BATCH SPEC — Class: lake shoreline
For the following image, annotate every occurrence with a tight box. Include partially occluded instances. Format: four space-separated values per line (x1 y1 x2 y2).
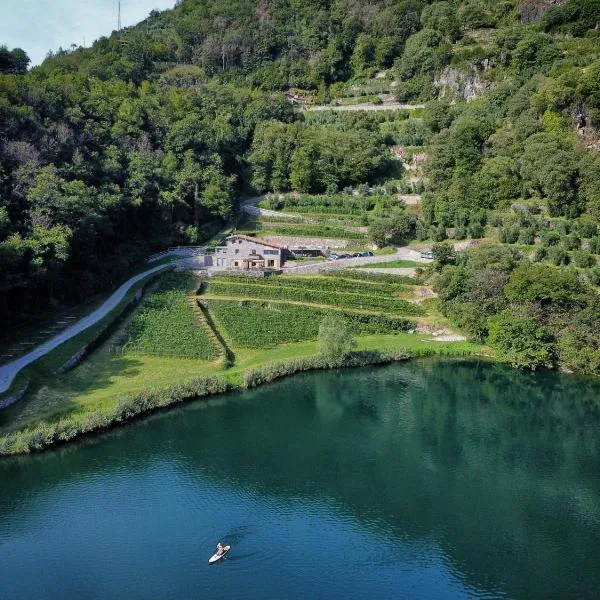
0 347 483 457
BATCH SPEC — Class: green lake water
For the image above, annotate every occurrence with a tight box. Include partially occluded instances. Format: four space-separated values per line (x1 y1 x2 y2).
0 359 599 599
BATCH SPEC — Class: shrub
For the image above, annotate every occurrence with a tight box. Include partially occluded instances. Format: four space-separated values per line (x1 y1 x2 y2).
574 218 598 238
541 230 561 246
500 226 519 244
546 246 569 266
563 233 581 251
518 228 536 245
533 247 547 262
318 314 356 362
433 225 448 241
488 313 555 370
589 237 600 254
468 222 485 239
572 249 595 268
588 266 600 286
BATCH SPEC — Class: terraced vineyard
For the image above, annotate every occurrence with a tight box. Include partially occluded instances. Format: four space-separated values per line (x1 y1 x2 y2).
208 300 415 348
204 278 423 315
120 274 216 360
201 272 426 349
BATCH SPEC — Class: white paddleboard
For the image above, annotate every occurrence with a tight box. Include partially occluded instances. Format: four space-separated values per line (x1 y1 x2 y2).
208 545 230 564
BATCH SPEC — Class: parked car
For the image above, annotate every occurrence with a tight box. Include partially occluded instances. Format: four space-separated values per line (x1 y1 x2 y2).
337 253 350 259
328 253 339 260
360 251 373 257
420 251 434 259
352 252 361 257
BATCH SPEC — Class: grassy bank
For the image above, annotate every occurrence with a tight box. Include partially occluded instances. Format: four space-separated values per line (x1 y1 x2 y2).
0 271 485 456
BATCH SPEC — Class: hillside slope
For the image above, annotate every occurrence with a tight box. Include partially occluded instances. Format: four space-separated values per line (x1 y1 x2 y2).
1 0 600 372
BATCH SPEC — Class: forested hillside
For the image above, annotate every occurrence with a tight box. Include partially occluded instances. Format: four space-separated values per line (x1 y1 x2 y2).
1 0 600 370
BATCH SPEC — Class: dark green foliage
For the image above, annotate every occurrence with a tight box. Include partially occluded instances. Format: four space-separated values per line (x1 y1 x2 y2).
434 243 600 373
589 237 600 255
488 313 555 370
541 230 561 246
572 249 595 269
587 267 600 286
369 211 417 246
500 226 520 244
518 228 535 245
546 246 569 266
562 233 581 251
0 46 30 74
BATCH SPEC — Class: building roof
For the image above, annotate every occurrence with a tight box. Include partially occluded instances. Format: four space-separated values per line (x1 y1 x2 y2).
226 234 284 250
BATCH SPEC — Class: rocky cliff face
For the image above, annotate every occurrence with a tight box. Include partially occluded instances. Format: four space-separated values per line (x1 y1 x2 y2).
434 66 491 101
519 0 565 24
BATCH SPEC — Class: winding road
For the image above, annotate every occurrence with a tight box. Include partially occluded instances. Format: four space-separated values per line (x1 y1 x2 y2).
0 262 174 396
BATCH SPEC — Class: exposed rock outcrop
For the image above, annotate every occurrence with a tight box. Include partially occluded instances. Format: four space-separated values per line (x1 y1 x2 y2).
435 66 491 101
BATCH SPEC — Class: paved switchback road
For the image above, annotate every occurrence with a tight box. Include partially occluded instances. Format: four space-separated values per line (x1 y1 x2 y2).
0 262 173 395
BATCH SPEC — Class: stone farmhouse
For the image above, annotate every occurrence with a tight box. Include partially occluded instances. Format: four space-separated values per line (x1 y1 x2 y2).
214 235 285 270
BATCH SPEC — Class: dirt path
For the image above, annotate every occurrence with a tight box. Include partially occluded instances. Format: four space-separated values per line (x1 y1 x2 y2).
0 262 174 395
304 102 425 112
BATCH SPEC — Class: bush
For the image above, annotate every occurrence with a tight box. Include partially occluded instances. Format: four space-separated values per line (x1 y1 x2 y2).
589 237 600 254
488 313 555 370
518 228 536 245
433 225 448 241
588 266 600 286
546 246 569 266
533 247 547 262
563 233 581 251
468 222 485 239
541 230 561 246
318 314 356 362
572 249 595 268
500 226 519 244
574 218 598 238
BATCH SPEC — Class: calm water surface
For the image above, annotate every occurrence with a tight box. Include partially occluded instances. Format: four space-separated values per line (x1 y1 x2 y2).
1 359 599 599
